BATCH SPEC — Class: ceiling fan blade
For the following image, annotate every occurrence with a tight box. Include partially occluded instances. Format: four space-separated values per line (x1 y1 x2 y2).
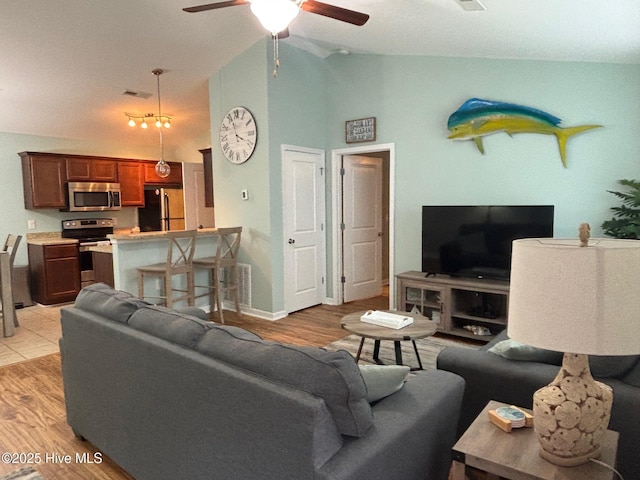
300 0 369 26
277 28 290 39
183 0 249 13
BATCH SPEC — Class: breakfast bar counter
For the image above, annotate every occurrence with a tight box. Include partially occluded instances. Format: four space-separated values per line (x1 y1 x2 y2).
108 228 225 307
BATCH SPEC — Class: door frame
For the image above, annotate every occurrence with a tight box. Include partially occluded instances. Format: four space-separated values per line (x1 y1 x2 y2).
330 143 395 308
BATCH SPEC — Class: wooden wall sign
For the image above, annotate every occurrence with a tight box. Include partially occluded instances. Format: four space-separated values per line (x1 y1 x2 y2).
345 117 376 143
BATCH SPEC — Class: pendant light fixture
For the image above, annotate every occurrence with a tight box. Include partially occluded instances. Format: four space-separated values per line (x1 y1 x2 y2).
124 69 172 178
153 68 170 178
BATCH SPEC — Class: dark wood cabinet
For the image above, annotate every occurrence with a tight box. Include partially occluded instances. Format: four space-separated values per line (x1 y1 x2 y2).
67 157 118 182
143 161 183 185
20 152 183 209
118 161 145 206
28 242 80 305
200 148 214 208
20 152 68 209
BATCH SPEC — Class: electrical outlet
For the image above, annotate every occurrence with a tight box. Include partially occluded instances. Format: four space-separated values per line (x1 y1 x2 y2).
241 189 249 201
27 219 36 229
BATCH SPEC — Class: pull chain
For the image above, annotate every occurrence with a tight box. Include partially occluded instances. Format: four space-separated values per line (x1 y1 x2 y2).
272 34 280 77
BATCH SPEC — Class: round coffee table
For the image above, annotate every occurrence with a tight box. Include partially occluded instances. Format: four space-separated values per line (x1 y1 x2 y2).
341 310 437 370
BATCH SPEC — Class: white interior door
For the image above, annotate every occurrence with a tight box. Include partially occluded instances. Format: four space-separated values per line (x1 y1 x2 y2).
282 147 326 313
342 155 382 302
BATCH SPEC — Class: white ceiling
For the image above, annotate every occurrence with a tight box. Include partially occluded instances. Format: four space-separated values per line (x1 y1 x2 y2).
0 0 638 153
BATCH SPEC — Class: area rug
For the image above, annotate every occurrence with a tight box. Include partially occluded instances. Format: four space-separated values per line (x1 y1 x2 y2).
0 467 43 480
325 334 477 370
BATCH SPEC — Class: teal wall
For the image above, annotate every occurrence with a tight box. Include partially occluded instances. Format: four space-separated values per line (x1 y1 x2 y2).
324 55 640 274
211 41 640 315
210 41 326 314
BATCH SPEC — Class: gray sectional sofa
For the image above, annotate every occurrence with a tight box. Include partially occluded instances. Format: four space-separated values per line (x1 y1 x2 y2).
437 330 640 480
60 284 466 480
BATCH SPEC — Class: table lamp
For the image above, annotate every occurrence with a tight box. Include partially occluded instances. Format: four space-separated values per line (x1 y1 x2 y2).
507 232 640 466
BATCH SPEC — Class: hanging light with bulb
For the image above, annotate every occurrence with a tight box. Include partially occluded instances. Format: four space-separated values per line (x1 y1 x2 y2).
124 69 172 178
152 69 171 178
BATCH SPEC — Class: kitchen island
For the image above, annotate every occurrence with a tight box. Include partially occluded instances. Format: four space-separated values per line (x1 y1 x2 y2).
108 228 221 309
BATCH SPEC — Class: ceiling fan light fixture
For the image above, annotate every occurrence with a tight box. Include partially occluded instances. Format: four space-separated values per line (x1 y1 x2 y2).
250 0 299 35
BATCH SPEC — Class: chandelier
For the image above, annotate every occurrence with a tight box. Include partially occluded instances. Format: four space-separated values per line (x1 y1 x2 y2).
126 112 171 129
124 69 172 178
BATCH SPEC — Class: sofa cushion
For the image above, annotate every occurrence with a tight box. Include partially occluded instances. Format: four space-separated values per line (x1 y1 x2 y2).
128 305 211 348
74 283 150 324
622 359 640 387
487 339 563 365
358 364 410 402
195 331 373 437
589 355 640 379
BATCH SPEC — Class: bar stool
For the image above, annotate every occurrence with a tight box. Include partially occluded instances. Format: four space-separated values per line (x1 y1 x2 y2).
137 230 197 308
1 234 22 328
193 227 242 324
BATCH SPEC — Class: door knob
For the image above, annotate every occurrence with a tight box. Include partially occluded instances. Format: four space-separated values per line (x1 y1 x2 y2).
288 238 295 244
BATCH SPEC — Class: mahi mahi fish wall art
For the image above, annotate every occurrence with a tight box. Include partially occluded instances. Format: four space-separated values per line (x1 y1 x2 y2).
447 98 602 167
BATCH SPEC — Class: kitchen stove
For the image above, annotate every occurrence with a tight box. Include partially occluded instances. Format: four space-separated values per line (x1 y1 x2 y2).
62 218 114 244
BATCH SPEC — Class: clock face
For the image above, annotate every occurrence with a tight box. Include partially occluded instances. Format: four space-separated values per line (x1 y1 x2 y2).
219 107 257 164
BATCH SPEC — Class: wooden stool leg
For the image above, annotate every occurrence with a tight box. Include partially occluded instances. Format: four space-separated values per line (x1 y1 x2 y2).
138 272 145 300
187 271 195 306
165 274 172 309
214 267 224 324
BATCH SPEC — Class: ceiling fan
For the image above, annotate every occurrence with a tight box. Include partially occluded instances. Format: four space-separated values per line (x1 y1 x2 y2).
183 0 370 36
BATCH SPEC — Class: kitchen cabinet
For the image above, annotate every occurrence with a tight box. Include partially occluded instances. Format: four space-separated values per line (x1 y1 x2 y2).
200 148 214 207
118 161 145 206
67 157 118 182
28 242 80 305
20 152 68 209
20 152 183 210
144 161 183 185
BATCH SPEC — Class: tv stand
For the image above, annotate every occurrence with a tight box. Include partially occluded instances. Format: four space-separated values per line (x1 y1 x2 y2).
396 271 510 342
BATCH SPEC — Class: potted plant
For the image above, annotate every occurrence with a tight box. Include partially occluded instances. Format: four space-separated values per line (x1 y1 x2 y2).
602 179 640 239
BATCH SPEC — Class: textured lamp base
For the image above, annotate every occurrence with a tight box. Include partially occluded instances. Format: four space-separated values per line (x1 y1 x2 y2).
533 353 613 467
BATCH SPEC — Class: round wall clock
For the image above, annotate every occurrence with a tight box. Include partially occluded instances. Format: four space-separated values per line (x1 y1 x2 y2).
219 106 257 164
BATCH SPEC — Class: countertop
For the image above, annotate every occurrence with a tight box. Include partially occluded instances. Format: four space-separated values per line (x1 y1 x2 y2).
26 233 78 246
87 244 113 254
109 228 219 241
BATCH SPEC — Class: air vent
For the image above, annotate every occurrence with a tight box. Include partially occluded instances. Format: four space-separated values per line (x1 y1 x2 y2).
221 263 252 308
455 0 486 11
122 90 153 99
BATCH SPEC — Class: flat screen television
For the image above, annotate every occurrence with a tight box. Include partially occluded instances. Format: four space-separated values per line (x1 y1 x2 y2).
422 205 554 280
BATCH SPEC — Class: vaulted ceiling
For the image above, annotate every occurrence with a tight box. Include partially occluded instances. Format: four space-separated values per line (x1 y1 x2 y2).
0 0 638 153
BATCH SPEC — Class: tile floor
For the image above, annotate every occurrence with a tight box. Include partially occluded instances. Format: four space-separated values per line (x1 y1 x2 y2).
0 303 65 367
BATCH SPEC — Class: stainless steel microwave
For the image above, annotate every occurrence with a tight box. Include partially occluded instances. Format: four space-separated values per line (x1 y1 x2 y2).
67 182 121 211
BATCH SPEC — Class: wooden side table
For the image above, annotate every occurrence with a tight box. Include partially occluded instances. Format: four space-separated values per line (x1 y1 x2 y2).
341 310 436 369
451 400 619 480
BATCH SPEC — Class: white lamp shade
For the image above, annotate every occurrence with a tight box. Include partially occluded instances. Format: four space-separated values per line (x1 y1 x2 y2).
250 0 299 34
508 238 640 355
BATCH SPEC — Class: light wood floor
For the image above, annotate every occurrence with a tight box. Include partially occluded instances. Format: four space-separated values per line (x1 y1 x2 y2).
0 294 391 479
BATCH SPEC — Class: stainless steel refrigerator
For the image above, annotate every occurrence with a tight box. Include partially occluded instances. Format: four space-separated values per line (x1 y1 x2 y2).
138 187 186 232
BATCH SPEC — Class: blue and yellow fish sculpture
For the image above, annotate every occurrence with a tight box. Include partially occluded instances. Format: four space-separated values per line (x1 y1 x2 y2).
447 98 601 167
